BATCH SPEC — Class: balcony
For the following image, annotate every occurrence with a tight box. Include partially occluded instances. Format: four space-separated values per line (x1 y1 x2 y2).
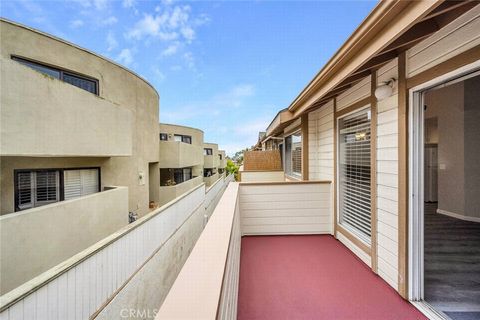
159 175 203 206
204 154 217 168
204 172 219 187
0 186 128 295
157 182 426 319
159 141 204 168
0 58 133 157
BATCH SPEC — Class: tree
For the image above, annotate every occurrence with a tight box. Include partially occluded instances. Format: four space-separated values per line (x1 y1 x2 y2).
225 159 240 181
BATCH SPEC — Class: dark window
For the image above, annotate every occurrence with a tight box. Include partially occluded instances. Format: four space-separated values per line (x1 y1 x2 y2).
12 56 98 95
14 168 100 212
160 167 193 186
160 133 168 141
204 148 213 155
174 134 192 144
204 168 214 177
219 154 222 160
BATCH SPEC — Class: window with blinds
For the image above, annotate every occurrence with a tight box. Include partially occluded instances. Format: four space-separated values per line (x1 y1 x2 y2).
64 169 100 200
338 107 372 242
285 131 302 177
15 170 60 211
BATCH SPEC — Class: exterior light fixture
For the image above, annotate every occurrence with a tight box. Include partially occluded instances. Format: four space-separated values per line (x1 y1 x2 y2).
375 78 396 101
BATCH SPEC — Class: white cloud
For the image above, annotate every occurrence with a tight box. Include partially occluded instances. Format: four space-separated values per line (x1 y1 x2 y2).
183 52 195 69
122 0 135 8
106 32 118 52
116 48 134 66
103 16 118 26
153 67 166 82
161 42 180 56
93 0 108 10
70 19 84 28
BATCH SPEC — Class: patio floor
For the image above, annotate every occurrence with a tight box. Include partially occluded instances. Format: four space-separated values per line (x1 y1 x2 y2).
238 235 427 320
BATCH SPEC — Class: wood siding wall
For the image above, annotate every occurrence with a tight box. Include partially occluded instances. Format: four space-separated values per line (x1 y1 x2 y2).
308 100 334 181
407 6 480 78
336 75 371 111
239 183 332 235
376 58 400 290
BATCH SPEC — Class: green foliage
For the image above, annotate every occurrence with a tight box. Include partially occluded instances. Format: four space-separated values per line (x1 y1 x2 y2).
226 159 240 181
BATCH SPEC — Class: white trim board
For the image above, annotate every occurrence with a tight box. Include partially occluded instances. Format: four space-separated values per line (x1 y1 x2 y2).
436 209 480 223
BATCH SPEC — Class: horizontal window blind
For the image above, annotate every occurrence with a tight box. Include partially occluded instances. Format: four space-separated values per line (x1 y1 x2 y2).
338 108 372 241
17 172 33 210
34 171 59 204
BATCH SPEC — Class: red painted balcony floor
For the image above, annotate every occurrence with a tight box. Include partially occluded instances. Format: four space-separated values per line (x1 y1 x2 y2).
238 235 427 320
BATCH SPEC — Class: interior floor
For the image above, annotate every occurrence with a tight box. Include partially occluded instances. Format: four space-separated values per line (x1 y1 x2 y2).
424 203 480 320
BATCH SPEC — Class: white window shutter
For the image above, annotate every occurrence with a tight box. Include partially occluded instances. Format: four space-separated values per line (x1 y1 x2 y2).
64 169 99 200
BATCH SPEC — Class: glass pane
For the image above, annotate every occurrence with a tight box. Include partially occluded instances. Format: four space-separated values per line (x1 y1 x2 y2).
174 135 182 142
14 58 60 78
62 73 97 94
338 108 371 241
291 132 302 175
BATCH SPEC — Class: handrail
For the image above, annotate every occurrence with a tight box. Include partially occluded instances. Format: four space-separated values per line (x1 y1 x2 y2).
156 183 240 319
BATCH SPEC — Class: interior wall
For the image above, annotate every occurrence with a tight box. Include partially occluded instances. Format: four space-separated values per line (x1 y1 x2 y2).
425 82 465 217
464 76 480 218
424 78 480 220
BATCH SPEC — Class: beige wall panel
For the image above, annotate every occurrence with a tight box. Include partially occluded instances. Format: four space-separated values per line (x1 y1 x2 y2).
239 183 332 235
336 75 371 111
308 100 334 181
407 6 480 77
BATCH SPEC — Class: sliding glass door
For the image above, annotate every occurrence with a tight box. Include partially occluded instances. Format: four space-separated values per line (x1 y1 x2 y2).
337 107 372 243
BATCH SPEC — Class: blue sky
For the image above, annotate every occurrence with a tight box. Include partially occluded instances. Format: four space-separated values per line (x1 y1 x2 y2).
2 0 376 155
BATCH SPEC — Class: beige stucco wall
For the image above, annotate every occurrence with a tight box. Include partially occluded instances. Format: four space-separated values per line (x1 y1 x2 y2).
204 143 219 169
0 20 160 217
204 173 220 187
0 186 128 295
159 176 204 206
219 150 226 168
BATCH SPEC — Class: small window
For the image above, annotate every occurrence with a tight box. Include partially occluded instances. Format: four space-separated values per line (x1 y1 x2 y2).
219 154 223 160
15 170 60 211
204 168 214 177
160 133 168 141
285 131 302 177
204 148 213 155
12 56 98 95
174 134 192 144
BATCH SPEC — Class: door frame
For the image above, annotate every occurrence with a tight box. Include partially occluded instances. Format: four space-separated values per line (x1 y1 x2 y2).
407 60 480 312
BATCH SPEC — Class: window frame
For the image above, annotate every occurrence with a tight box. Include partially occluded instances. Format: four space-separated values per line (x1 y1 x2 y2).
11 56 99 95
160 133 168 141
174 134 192 144
204 148 213 156
14 167 101 212
284 129 302 179
336 105 372 245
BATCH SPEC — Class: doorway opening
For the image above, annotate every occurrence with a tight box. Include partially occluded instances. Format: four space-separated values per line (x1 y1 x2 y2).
409 66 480 320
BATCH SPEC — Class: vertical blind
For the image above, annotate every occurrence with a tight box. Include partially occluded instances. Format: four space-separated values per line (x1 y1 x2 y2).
338 108 372 241
64 169 99 200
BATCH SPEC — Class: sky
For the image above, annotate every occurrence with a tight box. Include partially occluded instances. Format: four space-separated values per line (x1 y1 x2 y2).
1 0 376 155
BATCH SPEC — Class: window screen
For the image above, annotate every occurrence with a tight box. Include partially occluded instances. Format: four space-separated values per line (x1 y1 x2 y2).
338 108 372 241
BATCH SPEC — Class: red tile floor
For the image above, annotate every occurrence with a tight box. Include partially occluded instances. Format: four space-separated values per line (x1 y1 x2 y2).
238 235 427 320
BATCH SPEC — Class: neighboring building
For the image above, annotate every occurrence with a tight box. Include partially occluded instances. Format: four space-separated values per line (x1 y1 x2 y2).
203 142 220 187
0 19 160 294
158 123 205 206
218 150 226 174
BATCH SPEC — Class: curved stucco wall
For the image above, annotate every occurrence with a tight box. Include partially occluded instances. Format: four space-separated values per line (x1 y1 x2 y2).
159 123 204 147
0 19 160 217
